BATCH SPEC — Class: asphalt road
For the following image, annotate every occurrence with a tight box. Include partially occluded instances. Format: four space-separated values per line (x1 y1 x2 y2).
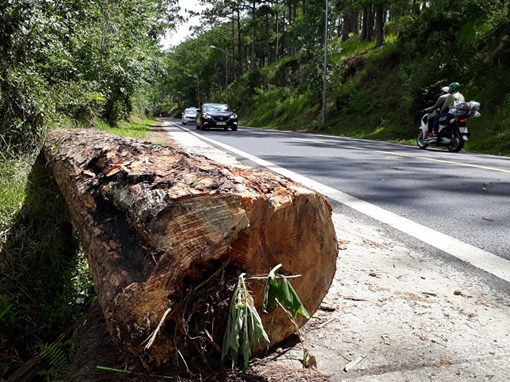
165 119 510 284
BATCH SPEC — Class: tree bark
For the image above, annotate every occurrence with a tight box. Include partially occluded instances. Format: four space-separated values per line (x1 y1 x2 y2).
251 0 257 70
375 4 385 48
361 5 374 42
42 129 338 368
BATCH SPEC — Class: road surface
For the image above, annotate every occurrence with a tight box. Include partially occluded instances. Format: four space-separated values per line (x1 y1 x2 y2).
160 119 510 381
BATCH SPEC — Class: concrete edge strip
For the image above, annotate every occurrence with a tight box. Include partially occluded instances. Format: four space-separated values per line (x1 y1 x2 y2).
162 122 510 283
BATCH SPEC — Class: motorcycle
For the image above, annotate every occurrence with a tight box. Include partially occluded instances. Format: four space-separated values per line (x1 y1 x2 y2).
416 111 471 152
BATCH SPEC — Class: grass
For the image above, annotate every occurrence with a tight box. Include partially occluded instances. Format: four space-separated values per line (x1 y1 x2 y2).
0 155 32 246
331 35 375 59
0 151 89 379
0 116 160 380
97 116 156 139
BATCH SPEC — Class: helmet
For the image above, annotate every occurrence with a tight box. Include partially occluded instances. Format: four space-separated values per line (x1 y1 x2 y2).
441 86 450 94
449 82 461 91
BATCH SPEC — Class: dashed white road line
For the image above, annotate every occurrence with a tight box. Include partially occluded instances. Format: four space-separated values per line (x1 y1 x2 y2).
163 121 510 284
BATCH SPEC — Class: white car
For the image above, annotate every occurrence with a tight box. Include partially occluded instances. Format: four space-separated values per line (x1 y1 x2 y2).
181 107 198 125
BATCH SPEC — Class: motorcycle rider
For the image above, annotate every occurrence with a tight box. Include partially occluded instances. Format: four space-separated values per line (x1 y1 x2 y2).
423 86 450 137
432 82 465 137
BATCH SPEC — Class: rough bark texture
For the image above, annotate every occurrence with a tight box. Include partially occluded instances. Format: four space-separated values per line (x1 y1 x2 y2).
42 128 338 367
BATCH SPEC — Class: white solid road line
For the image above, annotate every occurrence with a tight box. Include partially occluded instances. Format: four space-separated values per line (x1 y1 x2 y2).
165 122 510 284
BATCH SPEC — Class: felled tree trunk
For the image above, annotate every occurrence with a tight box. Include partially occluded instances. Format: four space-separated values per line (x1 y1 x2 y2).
43 129 338 367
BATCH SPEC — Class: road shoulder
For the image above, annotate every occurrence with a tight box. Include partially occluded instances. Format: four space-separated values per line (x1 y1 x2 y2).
157 120 510 382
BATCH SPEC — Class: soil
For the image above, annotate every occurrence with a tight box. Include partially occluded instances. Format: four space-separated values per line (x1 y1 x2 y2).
70 122 510 382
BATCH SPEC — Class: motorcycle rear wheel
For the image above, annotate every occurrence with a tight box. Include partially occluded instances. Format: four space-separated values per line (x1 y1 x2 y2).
416 130 429 149
447 131 464 152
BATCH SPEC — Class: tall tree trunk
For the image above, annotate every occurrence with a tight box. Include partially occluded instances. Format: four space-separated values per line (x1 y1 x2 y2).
286 2 293 56
361 7 368 41
237 8 242 75
375 4 385 47
265 11 270 65
42 129 339 368
275 5 280 59
351 11 359 36
231 17 236 79
361 4 374 42
283 8 288 56
341 12 358 41
251 0 257 70
412 0 420 14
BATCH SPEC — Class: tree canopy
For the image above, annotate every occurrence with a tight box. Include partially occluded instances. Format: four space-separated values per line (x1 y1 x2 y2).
157 0 510 156
0 0 179 155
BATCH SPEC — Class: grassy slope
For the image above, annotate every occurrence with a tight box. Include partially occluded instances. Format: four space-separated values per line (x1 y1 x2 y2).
238 14 510 156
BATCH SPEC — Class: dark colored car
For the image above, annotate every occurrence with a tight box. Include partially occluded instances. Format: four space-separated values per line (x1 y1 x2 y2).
196 103 238 131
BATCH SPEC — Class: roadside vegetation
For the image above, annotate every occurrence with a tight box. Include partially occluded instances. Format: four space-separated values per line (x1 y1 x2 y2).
1 0 510 379
159 0 510 156
0 118 155 380
0 0 176 377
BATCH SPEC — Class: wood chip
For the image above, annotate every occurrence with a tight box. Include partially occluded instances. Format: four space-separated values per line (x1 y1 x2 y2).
344 296 367 301
317 317 337 329
343 355 365 372
319 302 337 311
338 239 350 250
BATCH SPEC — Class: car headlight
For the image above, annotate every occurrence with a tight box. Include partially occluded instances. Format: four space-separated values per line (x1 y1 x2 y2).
203 113 212 120
230 114 238 120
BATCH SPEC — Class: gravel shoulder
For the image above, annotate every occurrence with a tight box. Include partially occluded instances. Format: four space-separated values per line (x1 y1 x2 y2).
150 121 510 382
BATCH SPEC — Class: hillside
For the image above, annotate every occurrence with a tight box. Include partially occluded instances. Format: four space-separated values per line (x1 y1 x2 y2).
229 9 510 156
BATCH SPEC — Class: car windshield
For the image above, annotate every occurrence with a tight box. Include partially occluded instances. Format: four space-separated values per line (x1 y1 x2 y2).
185 108 197 114
203 104 232 113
